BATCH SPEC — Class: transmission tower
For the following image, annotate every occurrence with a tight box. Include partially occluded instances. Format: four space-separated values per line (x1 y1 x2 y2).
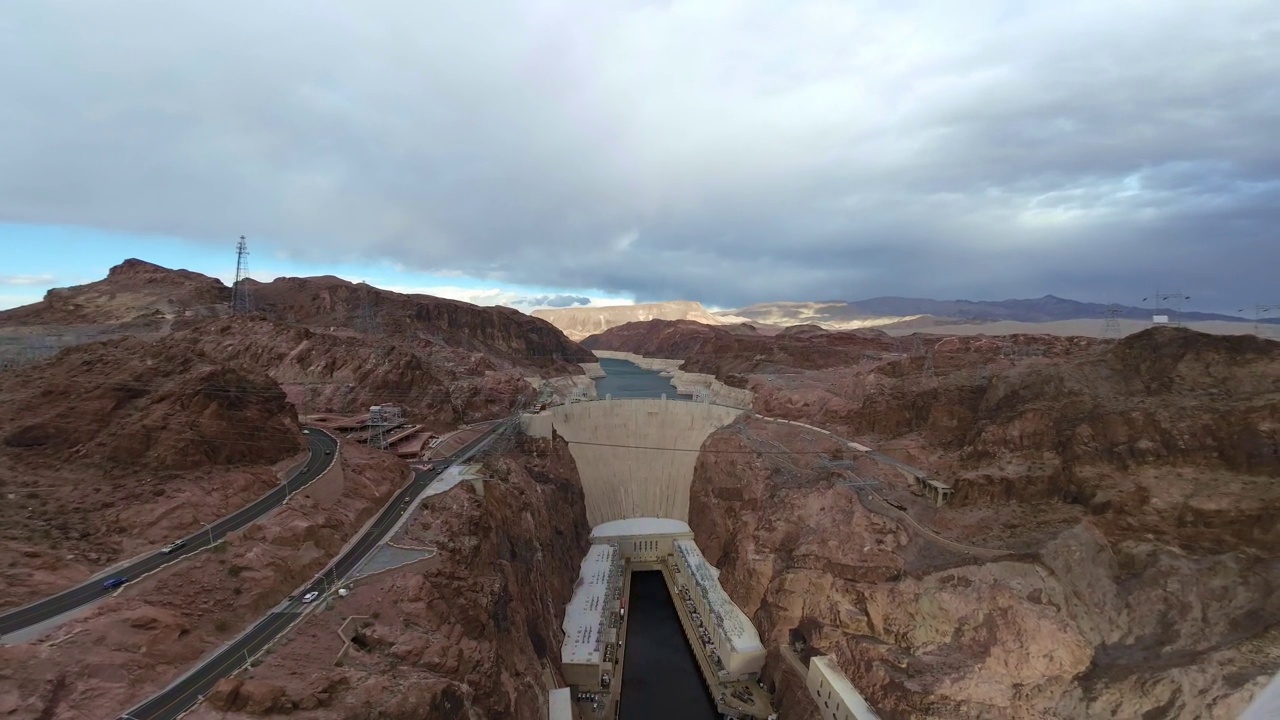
232 236 252 315
1256 304 1280 338
1101 305 1123 339
1143 291 1189 327
358 285 382 335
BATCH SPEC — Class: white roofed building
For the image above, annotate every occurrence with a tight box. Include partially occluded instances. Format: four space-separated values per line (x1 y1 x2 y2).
590 517 695 563
560 542 623 691
671 538 766 682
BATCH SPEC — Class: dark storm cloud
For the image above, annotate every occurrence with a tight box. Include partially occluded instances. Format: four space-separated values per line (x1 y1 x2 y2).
0 1 1277 312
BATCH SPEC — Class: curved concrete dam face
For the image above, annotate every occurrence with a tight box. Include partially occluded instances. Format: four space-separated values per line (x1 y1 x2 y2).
522 399 743 526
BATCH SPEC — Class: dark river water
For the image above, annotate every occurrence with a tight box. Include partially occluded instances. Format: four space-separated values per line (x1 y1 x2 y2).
619 571 718 720
594 357 689 400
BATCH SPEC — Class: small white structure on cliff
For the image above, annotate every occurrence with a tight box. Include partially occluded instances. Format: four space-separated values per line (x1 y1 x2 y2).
807 654 882 720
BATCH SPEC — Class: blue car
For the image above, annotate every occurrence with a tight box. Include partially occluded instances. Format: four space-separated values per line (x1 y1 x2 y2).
102 577 128 590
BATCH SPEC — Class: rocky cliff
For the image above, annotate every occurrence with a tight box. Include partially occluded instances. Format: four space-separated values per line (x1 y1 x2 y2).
0 335 302 471
689 422 1279 720
192 435 591 719
0 258 231 330
246 275 593 366
173 318 540 428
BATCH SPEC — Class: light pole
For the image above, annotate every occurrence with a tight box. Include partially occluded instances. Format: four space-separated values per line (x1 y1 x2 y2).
203 522 214 547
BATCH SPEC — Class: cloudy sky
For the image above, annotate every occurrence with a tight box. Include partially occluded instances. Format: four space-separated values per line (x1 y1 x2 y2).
1 0 1276 313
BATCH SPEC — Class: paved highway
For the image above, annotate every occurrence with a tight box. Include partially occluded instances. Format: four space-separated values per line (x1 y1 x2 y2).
119 419 512 720
0 429 339 638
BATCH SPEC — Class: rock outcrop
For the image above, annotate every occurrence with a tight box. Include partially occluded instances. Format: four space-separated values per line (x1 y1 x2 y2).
245 274 594 367
0 258 231 330
689 423 1279 720
0 335 302 471
192 436 591 719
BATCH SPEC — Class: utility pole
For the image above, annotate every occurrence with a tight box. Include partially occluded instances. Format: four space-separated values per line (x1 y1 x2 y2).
232 236 252 315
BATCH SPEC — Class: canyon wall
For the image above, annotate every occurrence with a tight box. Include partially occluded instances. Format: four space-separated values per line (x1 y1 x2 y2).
688 423 1279 719
523 398 742 525
193 435 591 720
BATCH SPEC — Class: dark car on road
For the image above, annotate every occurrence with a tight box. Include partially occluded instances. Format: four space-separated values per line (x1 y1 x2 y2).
102 577 128 590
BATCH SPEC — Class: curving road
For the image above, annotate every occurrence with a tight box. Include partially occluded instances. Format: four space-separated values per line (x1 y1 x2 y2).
118 418 513 720
0 428 339 638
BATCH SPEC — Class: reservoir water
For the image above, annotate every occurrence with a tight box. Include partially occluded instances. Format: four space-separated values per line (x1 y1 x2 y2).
619 571 718 720
594 357 687 400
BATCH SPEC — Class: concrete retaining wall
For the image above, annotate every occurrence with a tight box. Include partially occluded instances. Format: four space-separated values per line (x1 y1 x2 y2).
524 398 742 525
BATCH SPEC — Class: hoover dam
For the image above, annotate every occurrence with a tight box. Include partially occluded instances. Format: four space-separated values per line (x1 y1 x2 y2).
526 359 877 720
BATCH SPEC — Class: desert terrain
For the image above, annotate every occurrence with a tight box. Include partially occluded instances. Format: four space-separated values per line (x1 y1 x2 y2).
0 260 596 719
2 259 1277 720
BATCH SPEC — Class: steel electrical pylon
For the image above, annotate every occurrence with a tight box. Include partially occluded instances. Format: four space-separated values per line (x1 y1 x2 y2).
1102 305 1123 339
232 236 252 315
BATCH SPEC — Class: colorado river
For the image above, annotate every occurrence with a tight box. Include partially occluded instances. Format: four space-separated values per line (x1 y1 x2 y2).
619 571 718 720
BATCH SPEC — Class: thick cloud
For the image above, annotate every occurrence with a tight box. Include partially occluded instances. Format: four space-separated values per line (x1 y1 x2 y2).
0 1 1276 311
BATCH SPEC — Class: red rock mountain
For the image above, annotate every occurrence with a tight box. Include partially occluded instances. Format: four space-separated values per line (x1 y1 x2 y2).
0 335 302 472
0 258 231 330
582 318 894 376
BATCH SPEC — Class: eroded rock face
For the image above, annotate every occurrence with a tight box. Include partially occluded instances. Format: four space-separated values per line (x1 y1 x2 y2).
0 335 302 471
195 436 591 719
244 274 594 367
689 425 1279 719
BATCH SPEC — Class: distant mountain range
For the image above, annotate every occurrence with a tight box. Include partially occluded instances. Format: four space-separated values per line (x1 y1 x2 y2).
531 301 749 341
531 295 1271 341
725 296 1262 329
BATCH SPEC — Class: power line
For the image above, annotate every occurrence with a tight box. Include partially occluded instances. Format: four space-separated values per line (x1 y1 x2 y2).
1143 291 1190 327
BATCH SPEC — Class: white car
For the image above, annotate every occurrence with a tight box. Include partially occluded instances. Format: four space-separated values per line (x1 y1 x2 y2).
301 591 319 603
160 540 186 554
